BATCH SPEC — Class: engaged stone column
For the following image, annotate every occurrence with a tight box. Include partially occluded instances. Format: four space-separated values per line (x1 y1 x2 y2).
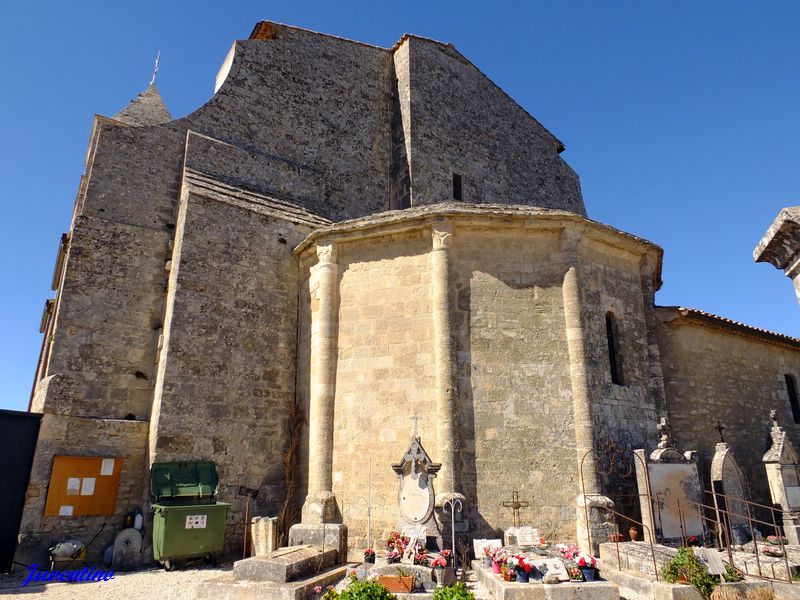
431 223 459 501
561 233 613 553
302 243 339 523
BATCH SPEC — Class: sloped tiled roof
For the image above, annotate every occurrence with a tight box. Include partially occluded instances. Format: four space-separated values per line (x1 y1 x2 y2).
657 306 800 349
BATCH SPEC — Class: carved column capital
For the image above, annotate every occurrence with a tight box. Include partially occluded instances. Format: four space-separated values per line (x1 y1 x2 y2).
432 223 453 251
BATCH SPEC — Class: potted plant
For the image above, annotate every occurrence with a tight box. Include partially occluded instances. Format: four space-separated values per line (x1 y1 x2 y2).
432 556 448 587
386 549 402 564
492 548 507 575
414 551 430 567
662 547 718 599
686 535 701 547
568 566 583 581
432 582 475 600
577 554 598 581
506 555 534 583
363 548 376 564
482 545 496 567
377 567 415 593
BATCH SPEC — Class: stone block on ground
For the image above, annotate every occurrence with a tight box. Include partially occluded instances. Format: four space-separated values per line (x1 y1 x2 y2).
195 563 352 600
233 546 337 583
288 524 347 564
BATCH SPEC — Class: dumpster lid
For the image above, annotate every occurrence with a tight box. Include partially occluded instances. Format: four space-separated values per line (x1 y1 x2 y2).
150 461 220 503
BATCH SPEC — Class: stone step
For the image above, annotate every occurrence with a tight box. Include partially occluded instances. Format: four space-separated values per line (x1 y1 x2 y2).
194 563 353 600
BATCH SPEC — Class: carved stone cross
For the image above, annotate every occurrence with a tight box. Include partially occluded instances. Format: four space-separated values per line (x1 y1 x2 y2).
410 414 421 439
502 491 529 528
715 420 726 443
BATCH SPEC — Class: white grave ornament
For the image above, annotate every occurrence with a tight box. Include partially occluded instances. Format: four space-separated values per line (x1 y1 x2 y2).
392 435 441 530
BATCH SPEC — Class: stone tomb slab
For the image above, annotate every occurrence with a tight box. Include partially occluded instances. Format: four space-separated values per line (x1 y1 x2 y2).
474 562 619 600
233 546 338 583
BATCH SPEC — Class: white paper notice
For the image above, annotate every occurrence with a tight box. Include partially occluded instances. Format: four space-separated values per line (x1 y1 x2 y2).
81 477 96 496
66 477 81 496
101 458 115 476
185 515 207 529
59 505 74 516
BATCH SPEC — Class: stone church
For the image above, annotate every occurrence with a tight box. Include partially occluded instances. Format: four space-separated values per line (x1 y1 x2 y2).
17 21 800 561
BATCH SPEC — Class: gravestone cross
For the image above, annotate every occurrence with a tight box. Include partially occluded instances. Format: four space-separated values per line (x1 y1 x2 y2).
410 415 421 439
502 491 529 528
715 421 726 443
657 416 672 448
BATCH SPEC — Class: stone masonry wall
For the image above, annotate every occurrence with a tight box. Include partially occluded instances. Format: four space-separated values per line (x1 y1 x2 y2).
17 408 149 563
149 191 315 551
405 37 585 214
45 215 169 420
330 230 436 548
452 226 577 541
656 314 800 511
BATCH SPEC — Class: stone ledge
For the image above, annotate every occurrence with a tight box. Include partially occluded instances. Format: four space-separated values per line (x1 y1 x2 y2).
475 563 619 600
232 547 338 582
195 563 352 600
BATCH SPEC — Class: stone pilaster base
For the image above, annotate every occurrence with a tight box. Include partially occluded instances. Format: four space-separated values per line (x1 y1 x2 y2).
288 523 348 564
301 491 337 524
783 513 800 545
576 494 615 555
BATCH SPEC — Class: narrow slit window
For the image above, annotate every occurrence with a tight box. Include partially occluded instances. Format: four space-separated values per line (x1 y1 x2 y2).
452 173 463 201
606 311 624 385
786 374 800 424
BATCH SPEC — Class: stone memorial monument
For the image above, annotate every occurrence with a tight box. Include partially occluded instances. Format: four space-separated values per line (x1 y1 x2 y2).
710 423 751 547
392 434 441 548
763 410 800 544
635 417 706 544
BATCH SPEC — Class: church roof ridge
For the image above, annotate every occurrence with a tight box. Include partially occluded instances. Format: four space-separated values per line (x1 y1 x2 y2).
658 305 800 349
112 82 172 127
249 20 392 52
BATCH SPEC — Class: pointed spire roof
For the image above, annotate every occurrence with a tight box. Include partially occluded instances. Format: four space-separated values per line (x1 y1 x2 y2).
113 83 172 126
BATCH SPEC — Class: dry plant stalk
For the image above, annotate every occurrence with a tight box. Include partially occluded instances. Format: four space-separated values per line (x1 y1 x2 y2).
276 403 305 545
711 586 743 600
745 587 774 600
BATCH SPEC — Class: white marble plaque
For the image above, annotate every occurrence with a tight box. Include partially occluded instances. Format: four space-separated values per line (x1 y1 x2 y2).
399 472 433 523
695 548 725 575
516 527 539 546
543 559 570 581
786 486 800 509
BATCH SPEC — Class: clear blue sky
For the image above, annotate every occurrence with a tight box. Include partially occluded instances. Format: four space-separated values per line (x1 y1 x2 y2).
1 1 798 412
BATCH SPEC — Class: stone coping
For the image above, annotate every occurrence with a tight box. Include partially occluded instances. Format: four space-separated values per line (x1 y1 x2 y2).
474 562 619 600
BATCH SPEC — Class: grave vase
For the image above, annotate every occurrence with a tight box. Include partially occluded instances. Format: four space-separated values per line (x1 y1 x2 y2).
581 567 596 581
482 557 492 567
515 570 529 583
491 561 501 574
434 567 445 587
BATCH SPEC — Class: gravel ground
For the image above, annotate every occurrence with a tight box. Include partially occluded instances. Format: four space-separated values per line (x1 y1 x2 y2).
0 562 491 600
0 561 232 599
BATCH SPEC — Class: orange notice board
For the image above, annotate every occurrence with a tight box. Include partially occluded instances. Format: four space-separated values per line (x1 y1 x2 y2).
44 456 123 517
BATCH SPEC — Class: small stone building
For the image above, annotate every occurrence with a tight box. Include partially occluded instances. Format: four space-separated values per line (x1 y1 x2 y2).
17 21 800 561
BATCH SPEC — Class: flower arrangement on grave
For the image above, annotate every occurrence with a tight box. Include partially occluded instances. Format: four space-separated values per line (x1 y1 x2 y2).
568 566 584 581
767 535 788 546
481 545 496 567
439 549 454 567
387 531 409 553
577 555 598 581
556 544 580 561
763 546 784 557
414 550 430 566
363 547 376 563
686 535 701 547
386 549 402 564
505 555 534 582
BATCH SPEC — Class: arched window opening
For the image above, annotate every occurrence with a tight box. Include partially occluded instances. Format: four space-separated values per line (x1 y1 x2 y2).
606 311 624 386
785 374 800 424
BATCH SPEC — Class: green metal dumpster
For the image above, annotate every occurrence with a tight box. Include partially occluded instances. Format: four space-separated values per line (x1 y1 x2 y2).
150 461 230 570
